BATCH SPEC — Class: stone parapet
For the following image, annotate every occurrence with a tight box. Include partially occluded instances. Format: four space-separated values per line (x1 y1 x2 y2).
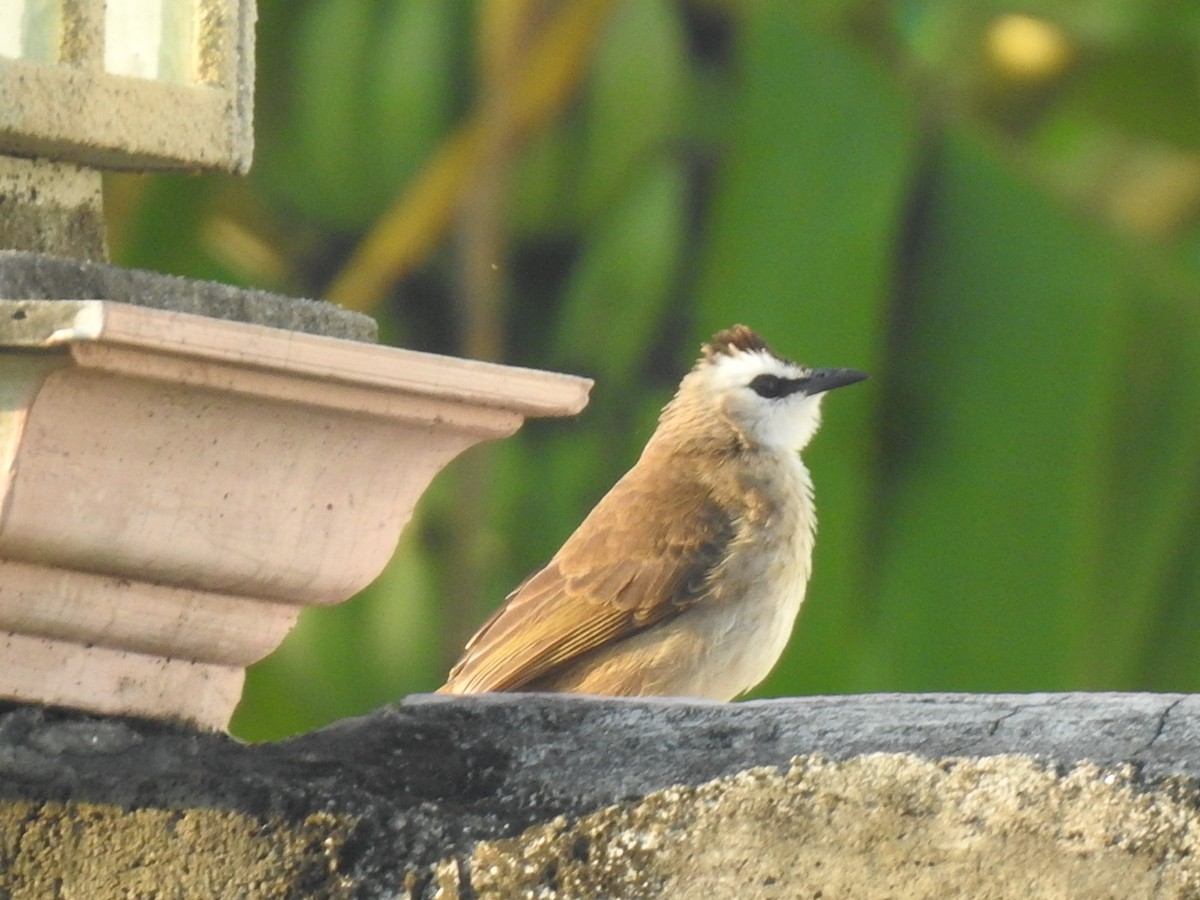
1 693 1197 898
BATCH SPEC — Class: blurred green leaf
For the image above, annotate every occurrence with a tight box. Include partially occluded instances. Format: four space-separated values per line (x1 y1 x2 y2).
112 174 239 284
1145 503 1200 690
1067 44 1200 149
576 0 688 221
871 128 1124 690
362 1 466 203
283 2 379 225
554 156 689 384
507 117 582 238
1094 261 1200 686
260 1 461 230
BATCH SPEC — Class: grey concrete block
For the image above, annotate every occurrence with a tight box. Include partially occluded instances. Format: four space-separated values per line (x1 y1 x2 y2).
1 693 1199 897
0 250 377 341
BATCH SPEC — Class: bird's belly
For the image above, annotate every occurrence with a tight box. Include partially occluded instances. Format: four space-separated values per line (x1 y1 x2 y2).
541 550 809 701
684 552 809 699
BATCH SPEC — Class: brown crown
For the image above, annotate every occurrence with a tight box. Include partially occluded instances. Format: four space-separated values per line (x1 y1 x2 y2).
702 324 774 361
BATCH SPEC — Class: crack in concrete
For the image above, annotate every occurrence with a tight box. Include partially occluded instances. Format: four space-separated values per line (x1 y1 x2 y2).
1139 696 1183 757
985 705 1021 738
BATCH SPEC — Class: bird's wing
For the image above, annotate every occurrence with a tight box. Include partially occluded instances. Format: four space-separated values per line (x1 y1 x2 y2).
441 468 735 693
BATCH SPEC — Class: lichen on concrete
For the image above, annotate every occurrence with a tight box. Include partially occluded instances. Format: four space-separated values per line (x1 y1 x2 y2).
0 799 356 899
463 753 1200 899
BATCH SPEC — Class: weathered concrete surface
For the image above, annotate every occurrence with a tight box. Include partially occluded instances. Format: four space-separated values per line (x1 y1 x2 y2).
465 755 1200 899
0 158 106 260
0 250 376 341
2 693 1199 898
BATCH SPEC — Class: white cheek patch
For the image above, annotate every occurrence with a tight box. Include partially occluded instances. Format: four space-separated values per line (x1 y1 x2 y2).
759 394 823 450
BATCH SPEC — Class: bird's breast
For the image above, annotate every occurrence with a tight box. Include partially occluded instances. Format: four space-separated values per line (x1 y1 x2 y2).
687 454 816 697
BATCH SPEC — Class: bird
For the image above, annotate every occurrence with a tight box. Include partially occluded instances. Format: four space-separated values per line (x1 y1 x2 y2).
437 324 866 700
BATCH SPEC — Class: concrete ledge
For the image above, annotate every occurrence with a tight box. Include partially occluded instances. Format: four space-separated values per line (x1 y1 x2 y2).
1 693 1198 897
0 250 376 341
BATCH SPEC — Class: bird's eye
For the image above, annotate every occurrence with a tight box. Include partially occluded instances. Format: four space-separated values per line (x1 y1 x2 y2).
749 374 787 398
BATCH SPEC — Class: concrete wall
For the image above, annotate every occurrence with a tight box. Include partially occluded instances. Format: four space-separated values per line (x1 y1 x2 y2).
2 693 1198 898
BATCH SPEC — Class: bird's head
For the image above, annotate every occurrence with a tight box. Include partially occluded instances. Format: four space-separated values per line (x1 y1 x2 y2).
658 325 867 454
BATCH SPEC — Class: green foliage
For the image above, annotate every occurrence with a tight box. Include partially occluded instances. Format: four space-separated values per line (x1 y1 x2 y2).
575 0 688 222
258 0 467 230
110 0 1200 740
555 156 689 385
873 129 1125 690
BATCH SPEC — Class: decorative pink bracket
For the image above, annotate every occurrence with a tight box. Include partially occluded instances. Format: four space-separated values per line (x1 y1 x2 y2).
0 299 591 728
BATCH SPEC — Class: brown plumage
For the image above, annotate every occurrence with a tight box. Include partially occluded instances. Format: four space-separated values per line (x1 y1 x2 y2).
438 325 865 699
704 324 772 359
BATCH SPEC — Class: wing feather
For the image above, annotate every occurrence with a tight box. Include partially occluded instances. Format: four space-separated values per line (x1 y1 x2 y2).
441 464 735 693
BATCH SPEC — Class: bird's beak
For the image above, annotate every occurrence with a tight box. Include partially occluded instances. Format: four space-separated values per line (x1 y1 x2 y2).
802 368 869 396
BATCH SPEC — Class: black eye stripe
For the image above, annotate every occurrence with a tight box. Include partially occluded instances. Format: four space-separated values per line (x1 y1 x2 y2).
749 373 789 398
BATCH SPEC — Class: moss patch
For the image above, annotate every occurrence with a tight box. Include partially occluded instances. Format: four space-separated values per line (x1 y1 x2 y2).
0 800 356 899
